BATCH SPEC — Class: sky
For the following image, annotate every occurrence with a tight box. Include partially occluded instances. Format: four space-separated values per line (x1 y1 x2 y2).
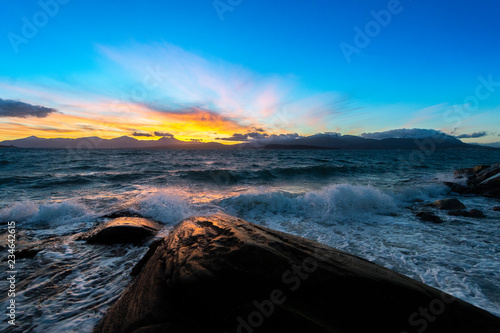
0 0 499 143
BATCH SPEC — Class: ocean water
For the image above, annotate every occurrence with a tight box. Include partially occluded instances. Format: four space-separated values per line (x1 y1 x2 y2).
0 148 499 332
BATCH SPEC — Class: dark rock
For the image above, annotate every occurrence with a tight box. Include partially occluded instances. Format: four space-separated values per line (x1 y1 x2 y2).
94 214 500 333
416 211 443 223
448 209 486 218
130 239 163 276
16 248 42 259
454 165 489 179
448 163 500 199
81 217 162 245
0 232 59 260
494 206 500 211
102 209 143 219
444 182 471 195
468 163 500 185
431 198 466 210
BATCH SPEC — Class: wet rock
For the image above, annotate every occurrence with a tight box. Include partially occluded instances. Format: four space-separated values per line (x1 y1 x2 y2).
447 163 500 199
94 214 500 333
102 209 143 219
431 198 466 210
81 217 162 245
443 182 471 195
454 165 489 179
447 209 486 218
416 211 443 223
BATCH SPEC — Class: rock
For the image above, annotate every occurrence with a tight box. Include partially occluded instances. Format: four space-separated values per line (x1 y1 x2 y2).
451 163 500 199
468 163 500 185
454 165 489 179
0 232 59 260
81 217 162 245
444 181 471 195
448 209 486 218
94 214 500 333
431 198 466 210
102 209 144 219
416 211 443 223
494 206 500 211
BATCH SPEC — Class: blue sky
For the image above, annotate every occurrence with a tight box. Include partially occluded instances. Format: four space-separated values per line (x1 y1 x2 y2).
0 0 499 142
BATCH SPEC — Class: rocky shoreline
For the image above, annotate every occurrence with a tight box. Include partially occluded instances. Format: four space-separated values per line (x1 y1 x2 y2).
93 213 500 333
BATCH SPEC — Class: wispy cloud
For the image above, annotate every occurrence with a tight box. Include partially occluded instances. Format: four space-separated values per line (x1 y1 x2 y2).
454 131 487 139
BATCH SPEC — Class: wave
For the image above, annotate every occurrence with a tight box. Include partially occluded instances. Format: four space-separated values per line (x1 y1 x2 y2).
0 200 94 226
219 184 398 223
132 190 203 224
176 164 374 183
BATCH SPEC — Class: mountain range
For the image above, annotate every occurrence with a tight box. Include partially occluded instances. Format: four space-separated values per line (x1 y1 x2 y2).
0 133 497 150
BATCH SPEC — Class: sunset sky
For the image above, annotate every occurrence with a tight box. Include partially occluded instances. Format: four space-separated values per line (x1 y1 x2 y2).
1 0 499 143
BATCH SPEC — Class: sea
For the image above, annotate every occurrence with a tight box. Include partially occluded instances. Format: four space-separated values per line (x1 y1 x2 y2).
0 148 499 332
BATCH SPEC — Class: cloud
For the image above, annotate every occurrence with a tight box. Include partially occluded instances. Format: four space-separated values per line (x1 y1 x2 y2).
361 128 447 140
132 132 153 137
98 43 350 134
217 132 300 142
0 98 59 118
454 131 487 139
154 131 174 138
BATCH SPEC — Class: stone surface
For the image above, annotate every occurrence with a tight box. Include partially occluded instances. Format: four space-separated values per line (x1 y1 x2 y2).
94 214 500 333
431 198 466 210
416 211 443 223
81 217 162 245
448 209 486 218
446 163 500 199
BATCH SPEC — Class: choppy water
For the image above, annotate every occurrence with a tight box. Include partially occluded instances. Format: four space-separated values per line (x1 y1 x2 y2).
1 148 499 332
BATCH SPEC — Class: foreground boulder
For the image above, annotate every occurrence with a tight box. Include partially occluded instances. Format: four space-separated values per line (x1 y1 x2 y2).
81 217 162 245
94 214 500 333
446 163 500 199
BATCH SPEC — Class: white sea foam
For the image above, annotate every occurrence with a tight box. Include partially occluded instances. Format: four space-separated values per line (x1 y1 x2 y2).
0 200 94 226
220 183 399 222
132 189 200 224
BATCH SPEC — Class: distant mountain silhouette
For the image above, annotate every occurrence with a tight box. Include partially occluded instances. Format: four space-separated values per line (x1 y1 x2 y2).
0 133 496 150
238 133 492 150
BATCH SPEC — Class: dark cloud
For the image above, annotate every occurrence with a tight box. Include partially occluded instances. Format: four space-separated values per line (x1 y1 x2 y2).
217 133 250 141
216 132 268 141
132 132 153 137
0 98 59 118
253 127 265 132
217 132 300 142
154 131 174 138
190 138 202 142
455 131 488 139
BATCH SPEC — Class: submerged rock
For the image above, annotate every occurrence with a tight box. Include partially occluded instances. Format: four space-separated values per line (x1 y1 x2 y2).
416 211 443 223
448 209 486 218
431 198 466 210
82 217 162 245
94 214 500 333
